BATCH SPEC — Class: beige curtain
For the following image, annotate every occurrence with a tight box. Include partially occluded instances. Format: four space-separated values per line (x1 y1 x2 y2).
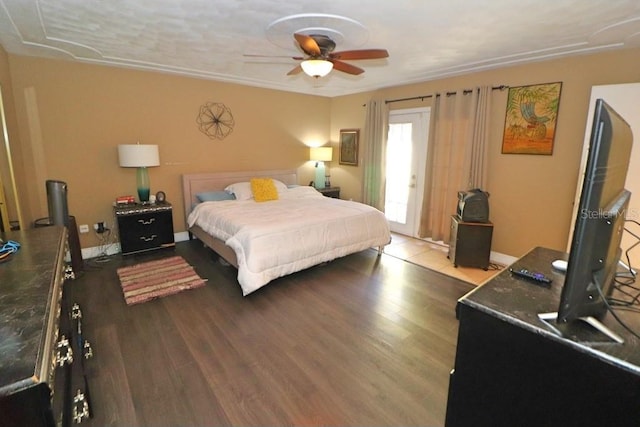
418 86 491 242
361 97 389 211
468 86 491 188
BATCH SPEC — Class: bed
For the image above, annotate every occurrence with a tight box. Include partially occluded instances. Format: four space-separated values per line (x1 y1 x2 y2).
182 169 391 295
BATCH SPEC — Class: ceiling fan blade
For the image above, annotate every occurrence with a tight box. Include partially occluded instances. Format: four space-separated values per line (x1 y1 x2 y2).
331 60 365 75
330 49 389 60
287 65 303 76
294 33 321 57
244 54 304 60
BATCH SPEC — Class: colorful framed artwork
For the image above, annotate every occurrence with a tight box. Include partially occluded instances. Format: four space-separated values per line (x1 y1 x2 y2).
339 129 359 166
501 82 562 155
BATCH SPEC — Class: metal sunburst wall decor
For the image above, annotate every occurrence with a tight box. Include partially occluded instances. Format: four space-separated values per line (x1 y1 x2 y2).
197 102 235 140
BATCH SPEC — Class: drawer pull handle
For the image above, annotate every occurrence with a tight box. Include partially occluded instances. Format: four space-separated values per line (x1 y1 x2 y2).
138 218 156 225
64 265 75 280
71 303 82 320
139 234 158 242
83 340 94 359
73 390 90 423
55 336 73 366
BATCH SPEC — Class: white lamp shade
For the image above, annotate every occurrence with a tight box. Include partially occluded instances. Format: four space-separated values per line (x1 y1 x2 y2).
310 146 333 162
300 59 334 77
118 144 160 167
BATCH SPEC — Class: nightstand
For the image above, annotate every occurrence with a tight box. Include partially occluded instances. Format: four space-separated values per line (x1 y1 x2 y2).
448 215 493 270
114 202 175 255
318 186 340 198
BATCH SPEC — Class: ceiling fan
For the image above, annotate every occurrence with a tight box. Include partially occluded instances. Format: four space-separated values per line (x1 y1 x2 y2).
291 33 388 77
247 33 389 78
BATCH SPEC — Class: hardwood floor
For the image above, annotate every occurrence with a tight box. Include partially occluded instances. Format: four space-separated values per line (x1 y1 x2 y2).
66 240 474 426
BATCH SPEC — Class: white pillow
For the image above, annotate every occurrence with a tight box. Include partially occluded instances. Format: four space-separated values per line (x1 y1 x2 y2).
224 182 253 200
271 179 289 193
225 179 289 200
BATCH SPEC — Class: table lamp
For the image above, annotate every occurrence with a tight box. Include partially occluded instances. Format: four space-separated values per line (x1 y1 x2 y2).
118 143 160 203
310 146 333 189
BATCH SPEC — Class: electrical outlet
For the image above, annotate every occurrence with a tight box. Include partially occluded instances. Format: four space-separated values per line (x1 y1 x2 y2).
94 221 107 233
79 224 89 233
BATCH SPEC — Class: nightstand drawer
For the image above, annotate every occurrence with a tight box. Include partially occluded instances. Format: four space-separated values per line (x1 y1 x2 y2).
115 204 175 255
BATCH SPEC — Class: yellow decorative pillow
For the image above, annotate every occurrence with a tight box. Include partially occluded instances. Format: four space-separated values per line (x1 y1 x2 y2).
250 178 279 202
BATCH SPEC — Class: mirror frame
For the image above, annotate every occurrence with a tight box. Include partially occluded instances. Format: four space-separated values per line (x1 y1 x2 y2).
0 84 23 230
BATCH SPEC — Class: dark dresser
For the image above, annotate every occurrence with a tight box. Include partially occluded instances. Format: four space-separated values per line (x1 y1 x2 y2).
0 226 82 426
445 246 640 427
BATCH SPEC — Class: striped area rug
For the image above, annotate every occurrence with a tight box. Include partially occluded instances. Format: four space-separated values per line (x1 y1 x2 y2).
117 255 207 305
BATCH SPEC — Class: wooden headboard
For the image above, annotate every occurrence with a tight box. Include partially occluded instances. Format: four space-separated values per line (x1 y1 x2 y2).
181 169 298 227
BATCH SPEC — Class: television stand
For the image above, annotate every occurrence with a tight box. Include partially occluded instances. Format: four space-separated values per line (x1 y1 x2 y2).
538 311 624 344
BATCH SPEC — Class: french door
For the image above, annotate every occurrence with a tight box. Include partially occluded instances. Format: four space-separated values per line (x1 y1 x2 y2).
384 108 430 236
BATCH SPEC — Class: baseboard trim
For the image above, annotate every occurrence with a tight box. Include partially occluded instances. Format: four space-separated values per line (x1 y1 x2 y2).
490 251 517 267
78 230 519 267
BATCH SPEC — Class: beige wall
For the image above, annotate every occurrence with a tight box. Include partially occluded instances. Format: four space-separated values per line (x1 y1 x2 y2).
329 47 640 258
7 56 331 248
2 47 640 258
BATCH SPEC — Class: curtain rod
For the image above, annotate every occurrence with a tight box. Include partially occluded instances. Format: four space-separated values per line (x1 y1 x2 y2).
384 85 509 105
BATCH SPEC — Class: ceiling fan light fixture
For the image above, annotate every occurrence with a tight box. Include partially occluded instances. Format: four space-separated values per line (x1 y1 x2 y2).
301 59 333 77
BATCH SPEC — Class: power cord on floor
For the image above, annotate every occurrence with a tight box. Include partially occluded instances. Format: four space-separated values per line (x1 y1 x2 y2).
487 262 503 271
92 222 118 264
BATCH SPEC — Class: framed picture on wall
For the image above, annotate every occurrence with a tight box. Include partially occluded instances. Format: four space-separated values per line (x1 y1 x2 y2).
339 129 359 166
501 82 562 155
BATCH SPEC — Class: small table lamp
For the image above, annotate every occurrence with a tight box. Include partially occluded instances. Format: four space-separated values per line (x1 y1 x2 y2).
310 146 333 189
118 143 160 203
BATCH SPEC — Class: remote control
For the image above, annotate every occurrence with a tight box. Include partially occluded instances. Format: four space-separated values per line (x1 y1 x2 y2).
509 267 552 285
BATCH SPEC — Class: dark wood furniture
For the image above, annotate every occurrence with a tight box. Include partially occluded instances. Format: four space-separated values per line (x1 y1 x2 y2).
447 215 493 269
318 186 340 198
115 202 175 255
445 246 640 427
0 226 74 426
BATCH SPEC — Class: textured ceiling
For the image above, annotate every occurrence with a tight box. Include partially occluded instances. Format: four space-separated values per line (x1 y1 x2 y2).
1 0 639 97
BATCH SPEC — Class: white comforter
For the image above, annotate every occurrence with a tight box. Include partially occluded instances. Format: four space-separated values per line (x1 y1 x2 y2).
187 186 391 295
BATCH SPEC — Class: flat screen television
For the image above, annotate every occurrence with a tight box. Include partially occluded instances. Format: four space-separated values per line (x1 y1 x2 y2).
540 99 633 343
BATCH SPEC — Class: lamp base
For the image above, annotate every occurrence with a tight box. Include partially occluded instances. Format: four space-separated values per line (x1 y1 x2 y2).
136 167 151 202
315 162 326 189
137 188 150 203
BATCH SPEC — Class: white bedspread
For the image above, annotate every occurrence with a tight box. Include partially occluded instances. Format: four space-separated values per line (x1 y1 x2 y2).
187 186 391 295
